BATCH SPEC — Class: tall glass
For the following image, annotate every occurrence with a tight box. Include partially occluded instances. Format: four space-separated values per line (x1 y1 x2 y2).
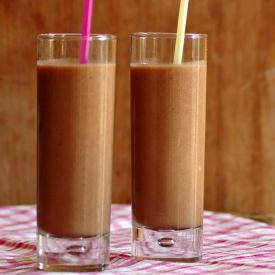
131 33 207 262
37 34 116 271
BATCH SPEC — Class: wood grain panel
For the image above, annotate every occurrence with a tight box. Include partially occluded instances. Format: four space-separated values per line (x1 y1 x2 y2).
0 1 82 204
94 0 275 212
1 0 275 215
186 0 275 213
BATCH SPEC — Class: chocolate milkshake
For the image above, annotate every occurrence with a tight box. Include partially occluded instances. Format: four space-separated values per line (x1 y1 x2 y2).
131 62 206 230
37 61 116 238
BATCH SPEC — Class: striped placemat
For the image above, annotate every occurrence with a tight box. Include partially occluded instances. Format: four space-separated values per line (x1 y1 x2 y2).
0 205 275 274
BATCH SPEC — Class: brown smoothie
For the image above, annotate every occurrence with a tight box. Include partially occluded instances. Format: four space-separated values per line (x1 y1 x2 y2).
37 61 116 238
131 62 206 230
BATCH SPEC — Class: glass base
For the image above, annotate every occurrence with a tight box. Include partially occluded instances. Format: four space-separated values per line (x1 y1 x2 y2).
132 224 202 262
37 231 109 272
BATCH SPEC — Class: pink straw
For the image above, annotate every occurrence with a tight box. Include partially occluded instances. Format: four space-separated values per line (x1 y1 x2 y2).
80 0 94 64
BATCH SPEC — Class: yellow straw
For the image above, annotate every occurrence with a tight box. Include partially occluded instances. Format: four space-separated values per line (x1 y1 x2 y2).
173 0 190 64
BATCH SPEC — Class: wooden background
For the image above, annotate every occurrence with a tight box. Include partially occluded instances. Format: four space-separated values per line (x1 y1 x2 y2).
1 0 275 215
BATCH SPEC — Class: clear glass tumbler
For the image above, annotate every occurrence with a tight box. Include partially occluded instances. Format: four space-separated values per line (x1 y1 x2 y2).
37 34 116 271
131 32 207 262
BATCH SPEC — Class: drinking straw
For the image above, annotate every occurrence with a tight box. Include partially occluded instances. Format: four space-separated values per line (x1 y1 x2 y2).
173 0 190 64
80 0 94 64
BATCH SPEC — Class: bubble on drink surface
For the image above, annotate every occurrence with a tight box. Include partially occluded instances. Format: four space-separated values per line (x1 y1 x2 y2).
66 245 87 255
158 237 175 248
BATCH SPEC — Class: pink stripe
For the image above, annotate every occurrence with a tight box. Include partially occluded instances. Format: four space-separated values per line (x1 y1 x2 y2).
80 0 94 64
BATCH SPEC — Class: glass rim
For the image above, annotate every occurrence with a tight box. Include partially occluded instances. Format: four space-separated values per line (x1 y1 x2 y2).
131 32 207 39
37 33 117 41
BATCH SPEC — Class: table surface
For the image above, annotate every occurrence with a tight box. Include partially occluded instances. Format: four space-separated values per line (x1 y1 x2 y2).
1 205 275 274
